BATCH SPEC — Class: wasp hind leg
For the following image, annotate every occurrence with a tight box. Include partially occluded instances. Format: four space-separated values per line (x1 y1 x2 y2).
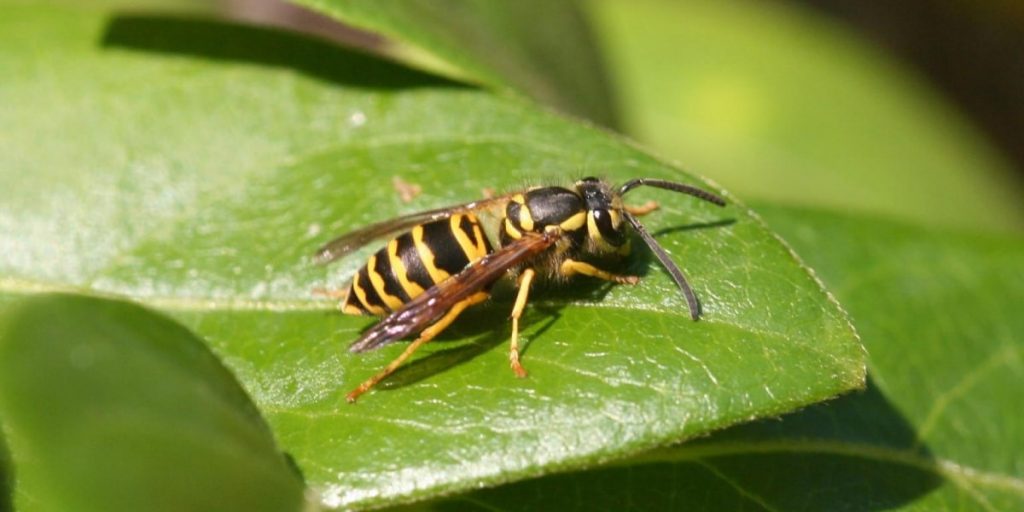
509 268 538 378
312 287 365 315
560 259 640 285
346 291 490 403
312 287 349 301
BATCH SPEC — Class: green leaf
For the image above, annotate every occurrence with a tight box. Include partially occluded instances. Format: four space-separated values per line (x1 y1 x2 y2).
0 294 304 512
417 206 1024 510
588 0 1024 233
289 0 620 126
0 4 862 509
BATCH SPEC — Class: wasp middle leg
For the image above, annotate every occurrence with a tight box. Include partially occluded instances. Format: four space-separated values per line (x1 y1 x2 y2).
346 291 490 403
508 268 537 378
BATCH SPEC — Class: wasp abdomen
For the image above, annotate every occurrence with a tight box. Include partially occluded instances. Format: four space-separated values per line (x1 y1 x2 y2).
343 213 493 315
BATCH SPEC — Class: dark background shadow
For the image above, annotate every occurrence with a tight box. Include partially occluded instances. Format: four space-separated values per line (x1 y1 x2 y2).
101 15 464 91
0 430 11 512
788 0 1024 180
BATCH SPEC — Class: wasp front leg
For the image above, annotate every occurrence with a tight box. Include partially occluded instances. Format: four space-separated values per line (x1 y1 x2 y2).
560 259 640 285
624 200 659 216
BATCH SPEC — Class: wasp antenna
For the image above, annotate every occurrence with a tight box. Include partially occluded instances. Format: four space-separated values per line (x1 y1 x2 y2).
623 212 702 320
619 178 726 207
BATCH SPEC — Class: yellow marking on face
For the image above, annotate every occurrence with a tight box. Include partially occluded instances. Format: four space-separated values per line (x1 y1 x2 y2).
560 211 586 231
587 211 614 252
388 238 425 299
608 209 621 229
518 204 535 232
504 218 522 239
413 224 451 283
366 255 405 310
587 211 601 241
351 274 386 315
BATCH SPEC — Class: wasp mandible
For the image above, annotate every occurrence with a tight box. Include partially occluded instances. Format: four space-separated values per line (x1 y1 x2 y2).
315 177 727 402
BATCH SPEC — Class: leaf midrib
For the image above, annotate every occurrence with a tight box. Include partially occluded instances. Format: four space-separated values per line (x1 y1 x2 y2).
0 276 843 367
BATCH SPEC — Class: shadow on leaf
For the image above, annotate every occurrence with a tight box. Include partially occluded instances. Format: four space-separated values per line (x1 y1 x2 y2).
101 15 466 91
650 217 737 238
375 281 605 391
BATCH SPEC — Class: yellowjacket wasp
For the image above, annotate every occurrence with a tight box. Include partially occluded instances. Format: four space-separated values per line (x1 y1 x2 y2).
315 177 726 402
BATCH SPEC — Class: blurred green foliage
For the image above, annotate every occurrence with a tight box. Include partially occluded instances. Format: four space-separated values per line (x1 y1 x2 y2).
0 295 304 512
589 0 1024 234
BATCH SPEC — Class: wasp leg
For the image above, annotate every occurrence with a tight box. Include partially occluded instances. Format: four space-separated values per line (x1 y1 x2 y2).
312 287 348 300
560 259 640 285
346 291 489 403
625 200 659 216
391 175 422 203
312 287 362 314
509 268 537 378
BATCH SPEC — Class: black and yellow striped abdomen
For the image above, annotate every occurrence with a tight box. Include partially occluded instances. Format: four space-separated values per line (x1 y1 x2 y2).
343 213 494 315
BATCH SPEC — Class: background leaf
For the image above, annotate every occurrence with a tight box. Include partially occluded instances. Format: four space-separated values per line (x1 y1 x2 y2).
288 0 619 127
587 0 1024 233
0 4 862 509
413 205 1024 510
0 294 304 512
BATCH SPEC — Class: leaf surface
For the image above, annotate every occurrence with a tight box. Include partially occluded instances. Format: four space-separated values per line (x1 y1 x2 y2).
0 4 862 509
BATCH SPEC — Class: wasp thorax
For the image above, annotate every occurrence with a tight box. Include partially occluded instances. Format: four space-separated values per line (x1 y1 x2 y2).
501 186 587 245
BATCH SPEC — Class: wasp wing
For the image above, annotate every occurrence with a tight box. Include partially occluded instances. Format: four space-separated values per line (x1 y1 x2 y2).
314 194 514 265
349 230 562 353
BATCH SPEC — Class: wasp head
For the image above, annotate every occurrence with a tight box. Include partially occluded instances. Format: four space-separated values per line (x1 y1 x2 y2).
575 176 629 252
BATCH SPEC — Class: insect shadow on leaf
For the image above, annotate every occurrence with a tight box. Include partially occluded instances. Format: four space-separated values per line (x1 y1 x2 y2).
377 277 615 391
378 307 562 391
